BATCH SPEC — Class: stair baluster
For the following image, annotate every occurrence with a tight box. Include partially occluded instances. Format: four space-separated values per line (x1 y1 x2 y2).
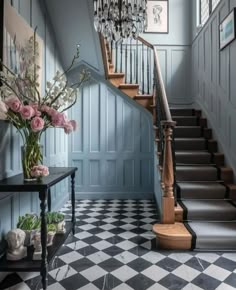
125 41 128 83
136 39 138 85
130 38 132 84
142 43 145 94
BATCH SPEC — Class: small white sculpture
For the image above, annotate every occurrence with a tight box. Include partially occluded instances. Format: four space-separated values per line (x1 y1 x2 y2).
6 229 27 261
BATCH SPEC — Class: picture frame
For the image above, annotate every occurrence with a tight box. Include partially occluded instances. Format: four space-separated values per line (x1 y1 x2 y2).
219 8 236 50
145 0 169 34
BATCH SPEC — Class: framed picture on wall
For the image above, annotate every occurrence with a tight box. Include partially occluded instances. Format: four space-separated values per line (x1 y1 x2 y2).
145 0 169 34
219 8 236 50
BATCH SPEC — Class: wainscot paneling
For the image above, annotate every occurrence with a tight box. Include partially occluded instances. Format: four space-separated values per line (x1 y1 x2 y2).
69 78 154 199
192 0 236 176
0 0 68 239
156 46 192 105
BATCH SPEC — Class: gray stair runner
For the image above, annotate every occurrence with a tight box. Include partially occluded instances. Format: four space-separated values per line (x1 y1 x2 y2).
178 182 226 199
171 108 236 250
176 151 212 164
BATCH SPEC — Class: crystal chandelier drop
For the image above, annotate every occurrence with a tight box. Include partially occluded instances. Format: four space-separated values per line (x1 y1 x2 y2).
94 0 148 41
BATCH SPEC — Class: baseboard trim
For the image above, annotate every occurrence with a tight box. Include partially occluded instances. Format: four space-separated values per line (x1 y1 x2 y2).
52 194 69 211
75 192 154 200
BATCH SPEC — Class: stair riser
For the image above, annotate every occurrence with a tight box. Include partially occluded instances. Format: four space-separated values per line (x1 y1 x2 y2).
135 99 153 110
120 88 139 97
176 154 211 164
178 183 227 199
171 109 194 116
180 191 225 199
176 168 218 181
175 140 206 151
109 76 125 87
174 127 202 138
185 212 236 221
173 117 198 126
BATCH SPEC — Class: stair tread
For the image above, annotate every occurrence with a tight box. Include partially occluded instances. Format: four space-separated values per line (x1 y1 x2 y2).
176 151 210 155
175 137 205 140
187 221 236 249
178 181 226 190
134 94 153 99
181 200 236 222
119 84 139 88
182 199 236 211
108 73 125 78
176 166 218 182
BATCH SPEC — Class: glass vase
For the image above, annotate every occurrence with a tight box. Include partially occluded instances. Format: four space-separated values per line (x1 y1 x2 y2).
21 142 43 181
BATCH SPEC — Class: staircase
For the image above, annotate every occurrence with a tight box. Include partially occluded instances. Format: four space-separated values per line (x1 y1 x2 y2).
100 35 236 251
171 108 236 250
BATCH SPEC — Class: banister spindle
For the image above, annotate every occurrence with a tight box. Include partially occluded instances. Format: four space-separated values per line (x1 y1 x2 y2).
136 39 138 84
130 38 133 84
125 40 128 83
110 40 113 65
147 47 150 95
142 43 144 94
120 42 123 72
115 41 118 73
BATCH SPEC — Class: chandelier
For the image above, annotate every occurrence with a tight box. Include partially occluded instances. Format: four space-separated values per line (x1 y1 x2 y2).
93 0 148 41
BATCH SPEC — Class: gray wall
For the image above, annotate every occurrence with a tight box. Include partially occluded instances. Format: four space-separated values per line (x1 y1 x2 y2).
45 0 192 105
0 0 68 238
141 0 193 105
45 0 104 73
68 69 154 199
191 0 236 175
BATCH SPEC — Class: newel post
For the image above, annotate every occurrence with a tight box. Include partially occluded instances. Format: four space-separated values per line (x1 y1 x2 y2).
161 121 176 224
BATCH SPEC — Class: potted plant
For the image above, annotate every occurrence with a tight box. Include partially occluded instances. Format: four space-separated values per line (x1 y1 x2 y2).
17 214 40 246
46 212 65 234
47 224 57 246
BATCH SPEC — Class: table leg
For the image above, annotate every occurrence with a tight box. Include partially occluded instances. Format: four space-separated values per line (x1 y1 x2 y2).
71 173 76 234
39 189 48 290
47 188 51 212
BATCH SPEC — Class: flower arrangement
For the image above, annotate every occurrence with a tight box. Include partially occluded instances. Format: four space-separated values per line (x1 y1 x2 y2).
0 30 89 180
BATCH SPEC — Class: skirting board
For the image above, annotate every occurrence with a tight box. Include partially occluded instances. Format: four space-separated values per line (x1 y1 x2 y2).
52 193 69 211
75 192 154 200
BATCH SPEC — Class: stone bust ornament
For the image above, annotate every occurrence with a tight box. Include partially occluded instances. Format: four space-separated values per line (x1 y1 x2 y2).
6 229 27 261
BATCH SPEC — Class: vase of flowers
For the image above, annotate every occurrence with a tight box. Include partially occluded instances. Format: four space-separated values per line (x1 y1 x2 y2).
0 30 89 181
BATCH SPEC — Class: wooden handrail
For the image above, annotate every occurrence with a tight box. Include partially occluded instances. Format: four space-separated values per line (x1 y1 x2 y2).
138 37 173 123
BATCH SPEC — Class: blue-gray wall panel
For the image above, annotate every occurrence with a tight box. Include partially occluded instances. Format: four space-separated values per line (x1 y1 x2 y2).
192 0 236 177
69 78 154 199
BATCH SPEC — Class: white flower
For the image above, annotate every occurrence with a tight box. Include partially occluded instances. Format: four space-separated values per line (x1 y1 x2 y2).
0 100 8 113
46 81 53 89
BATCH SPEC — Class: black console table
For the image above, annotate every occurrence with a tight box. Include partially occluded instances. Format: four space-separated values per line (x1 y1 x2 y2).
0 167 77 290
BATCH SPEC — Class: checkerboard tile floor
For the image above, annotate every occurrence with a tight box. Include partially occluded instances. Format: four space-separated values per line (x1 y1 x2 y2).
1 199 236 290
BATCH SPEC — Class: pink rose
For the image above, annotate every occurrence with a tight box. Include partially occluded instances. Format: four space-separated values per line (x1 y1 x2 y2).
31 165 49 177
20 105 35 120
5 96 22 112
64 121 73 134
31 116 45 132
30 103 41 117
41 105 54 115
69 120 77 131
51 112 67 127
